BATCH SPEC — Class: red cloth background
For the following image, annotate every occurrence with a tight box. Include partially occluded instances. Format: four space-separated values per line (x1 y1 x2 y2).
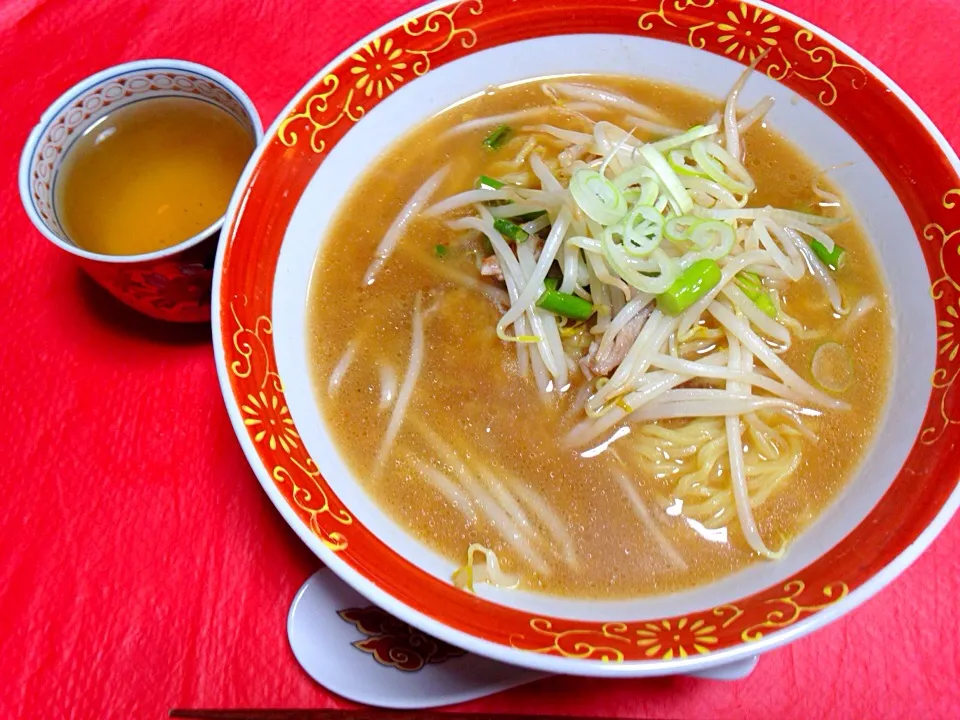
2 1 959 718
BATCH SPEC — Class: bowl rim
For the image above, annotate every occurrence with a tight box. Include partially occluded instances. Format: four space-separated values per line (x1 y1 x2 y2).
211 0 960 675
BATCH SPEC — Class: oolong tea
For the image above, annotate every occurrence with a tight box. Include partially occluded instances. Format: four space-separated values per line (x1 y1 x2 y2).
56 96 254 256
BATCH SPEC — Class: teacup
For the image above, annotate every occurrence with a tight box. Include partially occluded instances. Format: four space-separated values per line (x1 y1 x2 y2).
18 58 263 323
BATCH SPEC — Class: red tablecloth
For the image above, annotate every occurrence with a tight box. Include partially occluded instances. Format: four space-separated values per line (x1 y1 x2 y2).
2 1 959 718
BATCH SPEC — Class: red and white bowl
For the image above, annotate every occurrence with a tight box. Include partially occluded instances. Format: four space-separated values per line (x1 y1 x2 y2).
212 0 960 675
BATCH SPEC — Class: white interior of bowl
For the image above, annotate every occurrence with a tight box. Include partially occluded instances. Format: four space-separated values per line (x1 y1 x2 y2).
272 35 936 621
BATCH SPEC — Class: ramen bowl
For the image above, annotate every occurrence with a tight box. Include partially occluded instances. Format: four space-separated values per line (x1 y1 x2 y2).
213 0 960 675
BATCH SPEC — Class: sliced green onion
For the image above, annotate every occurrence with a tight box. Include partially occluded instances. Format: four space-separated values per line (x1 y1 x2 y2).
493 217 529 243
510 210 547 223
657 258 723 315
664 214 702 243
602 239 679 294
735 271 777 318
640 145 694 214
613 166 660 207
434 244 448 258
636 179 660 206
616 205 664 257
810 238 846 271
689 220 736 259
690 139 756 195
536 283 595 320
620 179 660 208
483 125 512 150
613 165 656 190
477 175 504 190
651 123 719 153
668 148 708 178
570 168 628 226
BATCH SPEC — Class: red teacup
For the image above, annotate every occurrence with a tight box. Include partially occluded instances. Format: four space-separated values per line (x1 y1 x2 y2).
19 59 263 323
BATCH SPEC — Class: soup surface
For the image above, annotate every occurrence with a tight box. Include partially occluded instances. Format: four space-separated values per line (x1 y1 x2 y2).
56 96 254 256
308 75 892 599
